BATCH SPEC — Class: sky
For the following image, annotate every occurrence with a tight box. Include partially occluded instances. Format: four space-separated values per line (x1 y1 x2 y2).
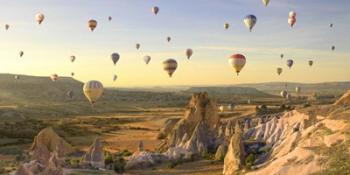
0 0 349 87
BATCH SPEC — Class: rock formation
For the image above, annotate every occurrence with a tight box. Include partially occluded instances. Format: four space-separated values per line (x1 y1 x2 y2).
125 151 168 170
138 140 144 152
158 92 220 154
42 153 63 175
15 164 34 175
215 143 228 161
223 121 245 175
334 90 350 106
157 118 181 139
82 137 105 169
31 144 51 166
30 127 73 155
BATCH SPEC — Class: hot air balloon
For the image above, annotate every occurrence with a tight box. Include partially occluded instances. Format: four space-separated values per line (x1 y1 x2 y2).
219 105 225 112
186 49 193 59
50 74 58 81
108 16 112 21
70 56 76 62
71 72 75 76
136 43 141 50
5 24 9 31
247 99 251 104
243 15 257 32
262 0 270 6
67 90 73 99
280 54 284 59
289 11 296 18
111 53 120 65
35 13 45 24
83 80 104 105
286 93 292 100
228 54 246 75
280 90 288 98
19 51 24 58
143 55 151 65
14 75 20 80
224 23 230 30
288 16 296 27
152 6 159 15
295 86 301 94
308 60 314 67
331 46 335 51
167 36 171 42
163 59 178 77
277 67 283 75
113 74 118 82
88 19 97 32
286 59 294 69
330 23 333 28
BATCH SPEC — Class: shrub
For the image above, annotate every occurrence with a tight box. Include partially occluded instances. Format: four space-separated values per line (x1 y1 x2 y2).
245 153 256 169
113 157 126 173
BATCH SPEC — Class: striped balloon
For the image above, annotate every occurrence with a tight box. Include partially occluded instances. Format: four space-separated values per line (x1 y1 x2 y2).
228 54 246 75
243 15 257 32
83 80 104 105
163 59 178 77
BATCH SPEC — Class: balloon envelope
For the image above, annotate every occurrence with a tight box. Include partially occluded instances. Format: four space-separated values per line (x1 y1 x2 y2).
289 11 296 17
50 74 58 81
167 36 171 42
243 15 257 32
5 24 9 31
36 13 45 24
163 59 178 77
224 23 230 30
287 59 294 68
111 53 120 65
19 51 24 57
308 60 314 66
262 0 270 6
280 90 288 98
88 19 97 31
83 80 104 105
228 54 246 75
136 43 141 50
113 74 118 81
288 16 296 27
277 67 283 75
186 49 193 59
143 55 151 64
152 6 159 15
70 56 76 62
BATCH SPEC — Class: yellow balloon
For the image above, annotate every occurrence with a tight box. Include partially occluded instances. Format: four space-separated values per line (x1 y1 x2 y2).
83 80 104 105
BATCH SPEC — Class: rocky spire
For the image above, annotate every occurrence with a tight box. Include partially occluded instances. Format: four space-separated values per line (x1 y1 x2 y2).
223 121 246 175
82 137 105 169
138 140 144 152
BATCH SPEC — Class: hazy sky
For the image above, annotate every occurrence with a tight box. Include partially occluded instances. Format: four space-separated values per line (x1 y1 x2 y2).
0 0 349 87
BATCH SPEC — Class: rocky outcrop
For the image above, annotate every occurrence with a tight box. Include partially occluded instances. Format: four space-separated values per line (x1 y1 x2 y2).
334 90 350 106
42 154 63 175
157 118 181 139
30 127 73 155
125 151 168 170
223 122 245 175
15 164 34 175
158 92 220 153
31 144 51 166
138 140 144 152
215 143 228 161
82 137 105 169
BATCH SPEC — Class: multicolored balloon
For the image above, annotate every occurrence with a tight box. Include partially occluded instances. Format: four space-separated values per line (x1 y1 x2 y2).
88 19 97 31
243 15 257 32
163 59 178 77
228 54 246 75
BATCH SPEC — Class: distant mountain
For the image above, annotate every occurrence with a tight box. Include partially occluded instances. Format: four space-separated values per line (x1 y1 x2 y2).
183 86 275 103
237 82 350 96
